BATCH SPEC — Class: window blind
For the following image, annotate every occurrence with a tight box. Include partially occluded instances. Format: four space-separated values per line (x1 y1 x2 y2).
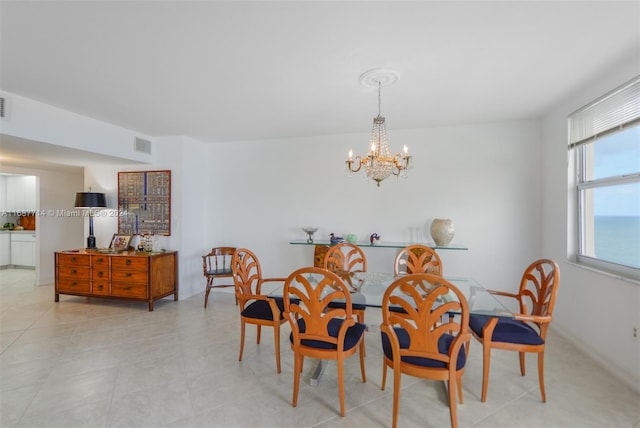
568 75 640 149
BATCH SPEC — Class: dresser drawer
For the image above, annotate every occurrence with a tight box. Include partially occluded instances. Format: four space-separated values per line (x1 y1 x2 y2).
91 255 110 267
57 253 90 267
111 257 147 271
92 281 110 295
111 269 148 283
58 265 91 279
57 278 91 293
111 282 147 298
92 268 110 282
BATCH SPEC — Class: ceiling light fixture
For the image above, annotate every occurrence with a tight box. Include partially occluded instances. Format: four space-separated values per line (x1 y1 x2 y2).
346 69 411 187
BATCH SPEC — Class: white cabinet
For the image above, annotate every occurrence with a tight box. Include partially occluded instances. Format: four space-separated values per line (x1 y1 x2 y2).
10 232 35 267
0 176 7 211
6 176 36 212
0 233 10 266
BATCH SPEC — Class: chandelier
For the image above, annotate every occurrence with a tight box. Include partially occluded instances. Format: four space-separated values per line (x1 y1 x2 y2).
346 69 411 187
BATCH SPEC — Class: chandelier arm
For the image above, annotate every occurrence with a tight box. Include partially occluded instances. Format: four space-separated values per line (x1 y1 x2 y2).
346 155 364 173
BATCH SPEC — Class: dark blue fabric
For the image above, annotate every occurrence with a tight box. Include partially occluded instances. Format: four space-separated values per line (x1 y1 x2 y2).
206 268 232 275
380 327 466 370
289 318 366 350
241 297 285 321
327 301 367 311
469 315 544 346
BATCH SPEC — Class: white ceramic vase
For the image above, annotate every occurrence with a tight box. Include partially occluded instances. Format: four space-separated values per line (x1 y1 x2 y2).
430 219 455 246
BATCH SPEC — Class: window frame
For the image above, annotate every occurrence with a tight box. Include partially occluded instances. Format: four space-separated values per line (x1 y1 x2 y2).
569 76 640 282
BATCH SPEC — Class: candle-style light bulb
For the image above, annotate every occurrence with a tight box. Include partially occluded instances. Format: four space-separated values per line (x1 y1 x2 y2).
370 142 376 153
348 149 353 160
403 144 408 154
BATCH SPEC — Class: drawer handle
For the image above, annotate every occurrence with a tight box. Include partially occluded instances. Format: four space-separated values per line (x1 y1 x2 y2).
97 285 103 291
71 281 78 287
123 286 132 290
71 269 77 275
97 258 104 263
71 257 77 262
124 273 132 278
126 259 132 266
97 272 103 277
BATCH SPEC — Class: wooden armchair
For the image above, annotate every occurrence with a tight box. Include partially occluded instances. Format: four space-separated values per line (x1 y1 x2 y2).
202 247 236 308
469 259 560 402
231 248 287 373
283 267 367 417
380 273 470 428
323 242 367 320
394 244 443 276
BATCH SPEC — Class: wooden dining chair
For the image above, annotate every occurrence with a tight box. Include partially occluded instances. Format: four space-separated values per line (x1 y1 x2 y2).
394 244 443 276
202 246 236 308
323 242 367 322
469 259 560 402
231 248 287 373
283 266 367 417
380 273 470 428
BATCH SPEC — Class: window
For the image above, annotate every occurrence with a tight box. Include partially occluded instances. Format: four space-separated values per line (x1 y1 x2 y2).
569 76 640 281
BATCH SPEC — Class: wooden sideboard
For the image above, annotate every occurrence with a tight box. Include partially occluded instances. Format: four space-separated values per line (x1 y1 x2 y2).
55 250 178 311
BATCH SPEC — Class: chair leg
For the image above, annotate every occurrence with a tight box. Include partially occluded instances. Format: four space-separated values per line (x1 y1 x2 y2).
381 359 388 390
359 340 366 383
256 325 261 344
238 319 246 362
204 285 211 308
274 323 281 374
292 353 301 407
538 351 546 402
392 367 401 428
457 375 464 404
357 310 366 357
519 351 526 376
448 376 459 428
481 344 491 402
337 356 346 417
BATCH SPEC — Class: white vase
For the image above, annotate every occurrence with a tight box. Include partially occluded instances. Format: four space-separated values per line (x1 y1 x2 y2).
430 219 455 246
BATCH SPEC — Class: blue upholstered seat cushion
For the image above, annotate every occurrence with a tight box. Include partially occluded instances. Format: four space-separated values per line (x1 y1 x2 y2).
290 318 366 350
206 268 232 275
380 327 466 370
241 297 285 321
469 315 544 345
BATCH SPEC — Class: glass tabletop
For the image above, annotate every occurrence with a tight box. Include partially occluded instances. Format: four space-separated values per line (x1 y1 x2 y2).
270 272 514 318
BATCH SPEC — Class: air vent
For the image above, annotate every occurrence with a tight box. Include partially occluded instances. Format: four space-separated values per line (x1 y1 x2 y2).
0 96 7 119
134 137 152 154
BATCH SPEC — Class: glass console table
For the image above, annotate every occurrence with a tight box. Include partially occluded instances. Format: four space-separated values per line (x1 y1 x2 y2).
289 239 468 250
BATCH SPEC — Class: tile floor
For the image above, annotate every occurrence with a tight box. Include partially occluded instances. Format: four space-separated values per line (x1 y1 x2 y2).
1 269 639 428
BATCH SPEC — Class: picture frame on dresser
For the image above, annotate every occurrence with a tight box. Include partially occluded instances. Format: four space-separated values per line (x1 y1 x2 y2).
109 233 132 251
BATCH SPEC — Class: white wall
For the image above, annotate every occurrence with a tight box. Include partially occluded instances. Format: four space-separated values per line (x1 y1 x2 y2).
541 54 640 392
206 120 542 295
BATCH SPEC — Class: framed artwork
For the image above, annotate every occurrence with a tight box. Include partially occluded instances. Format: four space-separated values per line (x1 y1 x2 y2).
109 234 132 251
118 170 171 235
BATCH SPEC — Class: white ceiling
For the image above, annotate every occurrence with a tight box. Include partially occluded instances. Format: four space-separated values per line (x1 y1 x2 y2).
1 1 639 167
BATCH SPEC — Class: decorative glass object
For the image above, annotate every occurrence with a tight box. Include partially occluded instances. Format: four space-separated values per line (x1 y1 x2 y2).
302 227 318 243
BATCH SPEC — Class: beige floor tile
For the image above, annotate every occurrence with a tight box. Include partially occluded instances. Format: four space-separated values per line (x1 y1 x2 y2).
1 268 639 428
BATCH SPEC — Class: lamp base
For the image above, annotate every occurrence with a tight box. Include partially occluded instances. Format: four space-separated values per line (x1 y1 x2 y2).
86 235 96 249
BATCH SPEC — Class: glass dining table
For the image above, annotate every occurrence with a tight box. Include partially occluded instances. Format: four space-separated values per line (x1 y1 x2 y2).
270 271 514 385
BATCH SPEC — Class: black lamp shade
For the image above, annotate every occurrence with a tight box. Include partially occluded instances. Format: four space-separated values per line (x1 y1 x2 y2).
74 192 107 208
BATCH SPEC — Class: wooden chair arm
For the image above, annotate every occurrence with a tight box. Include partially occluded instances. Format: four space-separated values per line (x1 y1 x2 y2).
487 289 520 300
513 313 552 323
263 277 287 283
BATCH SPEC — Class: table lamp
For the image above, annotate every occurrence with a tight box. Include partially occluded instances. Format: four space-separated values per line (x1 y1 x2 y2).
74 192 107 249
